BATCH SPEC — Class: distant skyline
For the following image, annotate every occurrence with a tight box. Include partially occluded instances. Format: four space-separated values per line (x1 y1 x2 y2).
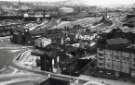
0 0 134 7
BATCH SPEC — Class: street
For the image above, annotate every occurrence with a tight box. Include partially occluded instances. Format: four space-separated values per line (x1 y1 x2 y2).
0 39 46 85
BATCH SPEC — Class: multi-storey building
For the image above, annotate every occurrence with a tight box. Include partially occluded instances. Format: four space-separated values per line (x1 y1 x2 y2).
97 37 135 77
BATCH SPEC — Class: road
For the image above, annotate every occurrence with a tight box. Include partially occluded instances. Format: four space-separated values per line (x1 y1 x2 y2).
0 38 135 85
0 43 45 85
0 37 47 84
79 75 135 85
12 49 135 85
0 72 47 85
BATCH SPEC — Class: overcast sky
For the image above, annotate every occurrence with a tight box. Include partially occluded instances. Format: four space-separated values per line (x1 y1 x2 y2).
0 0 135 7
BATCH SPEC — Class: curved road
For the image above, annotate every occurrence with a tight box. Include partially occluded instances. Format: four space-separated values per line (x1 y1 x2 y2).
0 43 135 85
12 49 135 85
0 45 45 85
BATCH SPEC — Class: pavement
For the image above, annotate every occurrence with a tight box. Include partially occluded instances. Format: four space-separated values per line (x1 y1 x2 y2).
13 49 135 85
79 75 135 85
0 72 47 85
0 39 45 85
0 37 134 85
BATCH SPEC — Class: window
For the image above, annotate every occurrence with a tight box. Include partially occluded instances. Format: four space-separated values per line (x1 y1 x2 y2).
133 64 135 67
99 63 104 66
113 55 120 60
98 57 104 61
134 59 135 62
98 48 103 51
98 53 104 56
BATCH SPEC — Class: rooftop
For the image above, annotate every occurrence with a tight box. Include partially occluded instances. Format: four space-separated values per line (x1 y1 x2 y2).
106 38 130 45
97 28 135 53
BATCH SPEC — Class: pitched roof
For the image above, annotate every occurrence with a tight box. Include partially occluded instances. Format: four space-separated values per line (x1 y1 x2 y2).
107 38 130 45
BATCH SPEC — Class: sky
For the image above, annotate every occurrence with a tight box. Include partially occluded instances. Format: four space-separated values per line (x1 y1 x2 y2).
0 0 135 7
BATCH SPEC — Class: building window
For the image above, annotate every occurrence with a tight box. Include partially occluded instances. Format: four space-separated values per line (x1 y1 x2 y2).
98 53 104 56
98 57 104 61
113 55 120 60
98 48 103 51
133 64 135 67
134 59 135 62
99 63 104 66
